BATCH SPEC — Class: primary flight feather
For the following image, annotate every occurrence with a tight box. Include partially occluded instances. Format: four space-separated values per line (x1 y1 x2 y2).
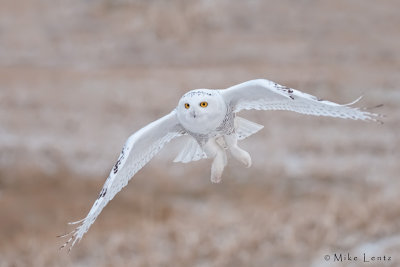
59 79 380 251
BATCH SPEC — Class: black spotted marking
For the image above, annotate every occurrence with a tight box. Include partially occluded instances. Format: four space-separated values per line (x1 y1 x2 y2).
113 161 120 174
289 95 295 100
184 90 213 98
215 107 235 134
274 83 294 95
98 188 107 198
113 146 127 174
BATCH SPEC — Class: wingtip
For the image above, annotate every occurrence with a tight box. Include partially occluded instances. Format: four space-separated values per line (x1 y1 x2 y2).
362 103 384 110
365 113 385 124
59 235 74 252
57 233 69 238
68 218 85 225
345 95 363 106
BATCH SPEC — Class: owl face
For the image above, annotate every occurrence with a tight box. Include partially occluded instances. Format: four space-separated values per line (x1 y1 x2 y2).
177 89 227 135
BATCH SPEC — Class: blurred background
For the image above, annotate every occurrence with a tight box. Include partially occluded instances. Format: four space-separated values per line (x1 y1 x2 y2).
0 0 399 266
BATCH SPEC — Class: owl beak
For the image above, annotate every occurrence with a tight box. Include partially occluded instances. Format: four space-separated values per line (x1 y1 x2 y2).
190 110 197 118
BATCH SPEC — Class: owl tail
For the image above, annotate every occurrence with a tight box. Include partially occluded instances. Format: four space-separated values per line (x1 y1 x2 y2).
234 116 264 140
173 117 263 164
173 137 207 163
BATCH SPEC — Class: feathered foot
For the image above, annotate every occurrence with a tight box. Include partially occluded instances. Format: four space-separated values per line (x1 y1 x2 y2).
203 138 227 183
224 134 252 168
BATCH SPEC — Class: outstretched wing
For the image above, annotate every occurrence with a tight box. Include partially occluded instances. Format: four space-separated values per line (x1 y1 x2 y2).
60 109 184 251
220 79 380 121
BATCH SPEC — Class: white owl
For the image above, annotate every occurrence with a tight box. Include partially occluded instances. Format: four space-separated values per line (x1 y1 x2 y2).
59 79 380 250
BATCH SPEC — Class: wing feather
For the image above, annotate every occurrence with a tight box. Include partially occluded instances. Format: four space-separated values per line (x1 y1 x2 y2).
173 137 207 163
220 79 381 122
235 117 264 140
60 109 184 251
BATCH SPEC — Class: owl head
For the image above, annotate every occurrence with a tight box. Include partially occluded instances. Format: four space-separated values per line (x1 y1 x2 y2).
177 89 227 135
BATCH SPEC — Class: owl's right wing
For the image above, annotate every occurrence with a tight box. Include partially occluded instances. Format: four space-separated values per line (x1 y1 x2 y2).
220 79 380 122
59 109 185 251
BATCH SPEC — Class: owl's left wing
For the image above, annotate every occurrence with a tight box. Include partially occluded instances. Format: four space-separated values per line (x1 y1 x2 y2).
220 79 380 122
59 109 184 251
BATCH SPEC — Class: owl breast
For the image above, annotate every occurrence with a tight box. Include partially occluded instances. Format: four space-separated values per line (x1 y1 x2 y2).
176 89 228 136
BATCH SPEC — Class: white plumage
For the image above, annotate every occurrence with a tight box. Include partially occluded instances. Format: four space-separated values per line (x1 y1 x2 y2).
59 79 380 251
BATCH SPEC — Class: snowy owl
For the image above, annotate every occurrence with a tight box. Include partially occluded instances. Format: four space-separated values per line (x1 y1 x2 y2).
59 79 381 250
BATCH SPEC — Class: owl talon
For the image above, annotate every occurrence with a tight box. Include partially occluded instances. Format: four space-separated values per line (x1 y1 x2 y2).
211 173 222 183
241 151 252 168
210 152 225 183
203 138 227 183
224 134 252 168
233 149 252 168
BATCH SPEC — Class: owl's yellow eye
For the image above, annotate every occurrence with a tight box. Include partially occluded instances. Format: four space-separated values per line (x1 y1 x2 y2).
184 103 190 109
200 102 208 108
